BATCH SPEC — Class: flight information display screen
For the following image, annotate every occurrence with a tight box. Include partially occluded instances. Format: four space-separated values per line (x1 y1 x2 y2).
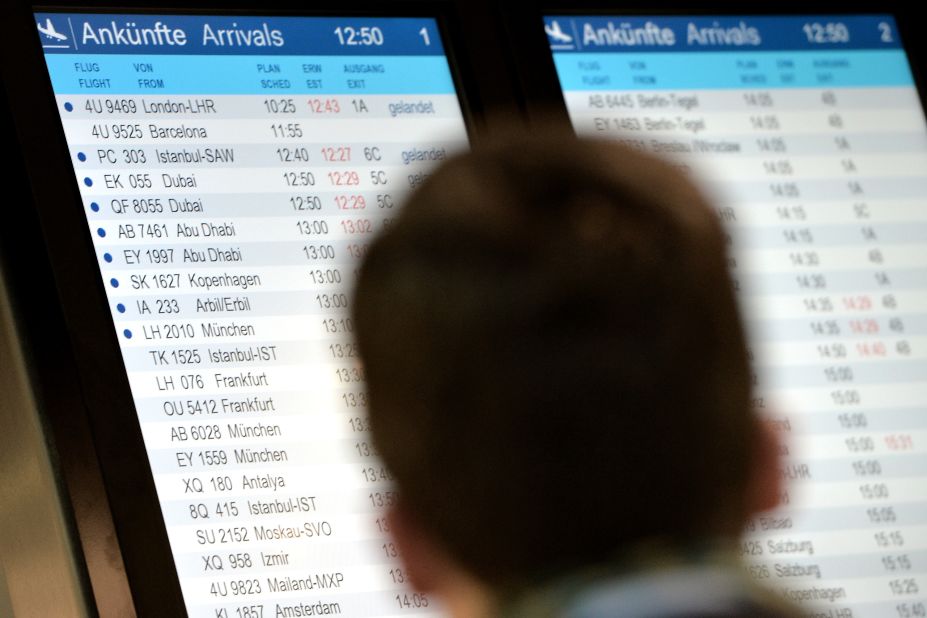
35 11 466 617
546 13 927 618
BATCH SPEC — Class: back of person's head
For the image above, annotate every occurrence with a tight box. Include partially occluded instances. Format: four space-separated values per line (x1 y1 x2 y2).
352 130 758 592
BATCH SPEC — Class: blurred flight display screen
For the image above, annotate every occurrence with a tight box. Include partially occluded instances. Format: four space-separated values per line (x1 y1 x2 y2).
547 13 927 617
36 11 467 617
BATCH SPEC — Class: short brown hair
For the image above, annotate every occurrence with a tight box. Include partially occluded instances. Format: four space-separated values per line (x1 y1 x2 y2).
352 132 753 589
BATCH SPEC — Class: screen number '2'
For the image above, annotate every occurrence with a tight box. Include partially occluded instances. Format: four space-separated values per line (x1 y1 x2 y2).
878 22 894 43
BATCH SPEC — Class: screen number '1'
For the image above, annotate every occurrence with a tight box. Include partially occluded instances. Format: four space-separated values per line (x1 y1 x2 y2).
419 27 430 46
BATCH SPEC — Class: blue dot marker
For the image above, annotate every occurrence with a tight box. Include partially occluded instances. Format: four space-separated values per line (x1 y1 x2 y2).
64 102 73 112
83 177 93 187
110 278 119 288
123 329 132 339
77 152 87 162
116 303 126 314
103 253 113 263
96 228 106 237
90 202 100 212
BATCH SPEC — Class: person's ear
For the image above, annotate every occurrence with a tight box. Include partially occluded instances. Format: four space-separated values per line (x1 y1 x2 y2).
387 504 443 592
388 504 496 617
747 417 784 514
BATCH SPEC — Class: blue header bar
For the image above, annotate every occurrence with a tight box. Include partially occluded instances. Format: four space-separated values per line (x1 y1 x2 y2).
35 13 445 56
545 15 903 53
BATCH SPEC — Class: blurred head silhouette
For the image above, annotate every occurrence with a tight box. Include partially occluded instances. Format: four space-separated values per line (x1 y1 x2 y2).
352 130 781 615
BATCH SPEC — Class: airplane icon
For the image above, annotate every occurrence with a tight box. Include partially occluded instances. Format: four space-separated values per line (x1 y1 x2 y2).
37 18 68 43
545 20 573 45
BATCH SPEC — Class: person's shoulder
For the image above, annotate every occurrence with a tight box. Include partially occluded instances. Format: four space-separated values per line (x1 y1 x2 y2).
683 596 803 618
562 565 804 618
501 556 803 618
